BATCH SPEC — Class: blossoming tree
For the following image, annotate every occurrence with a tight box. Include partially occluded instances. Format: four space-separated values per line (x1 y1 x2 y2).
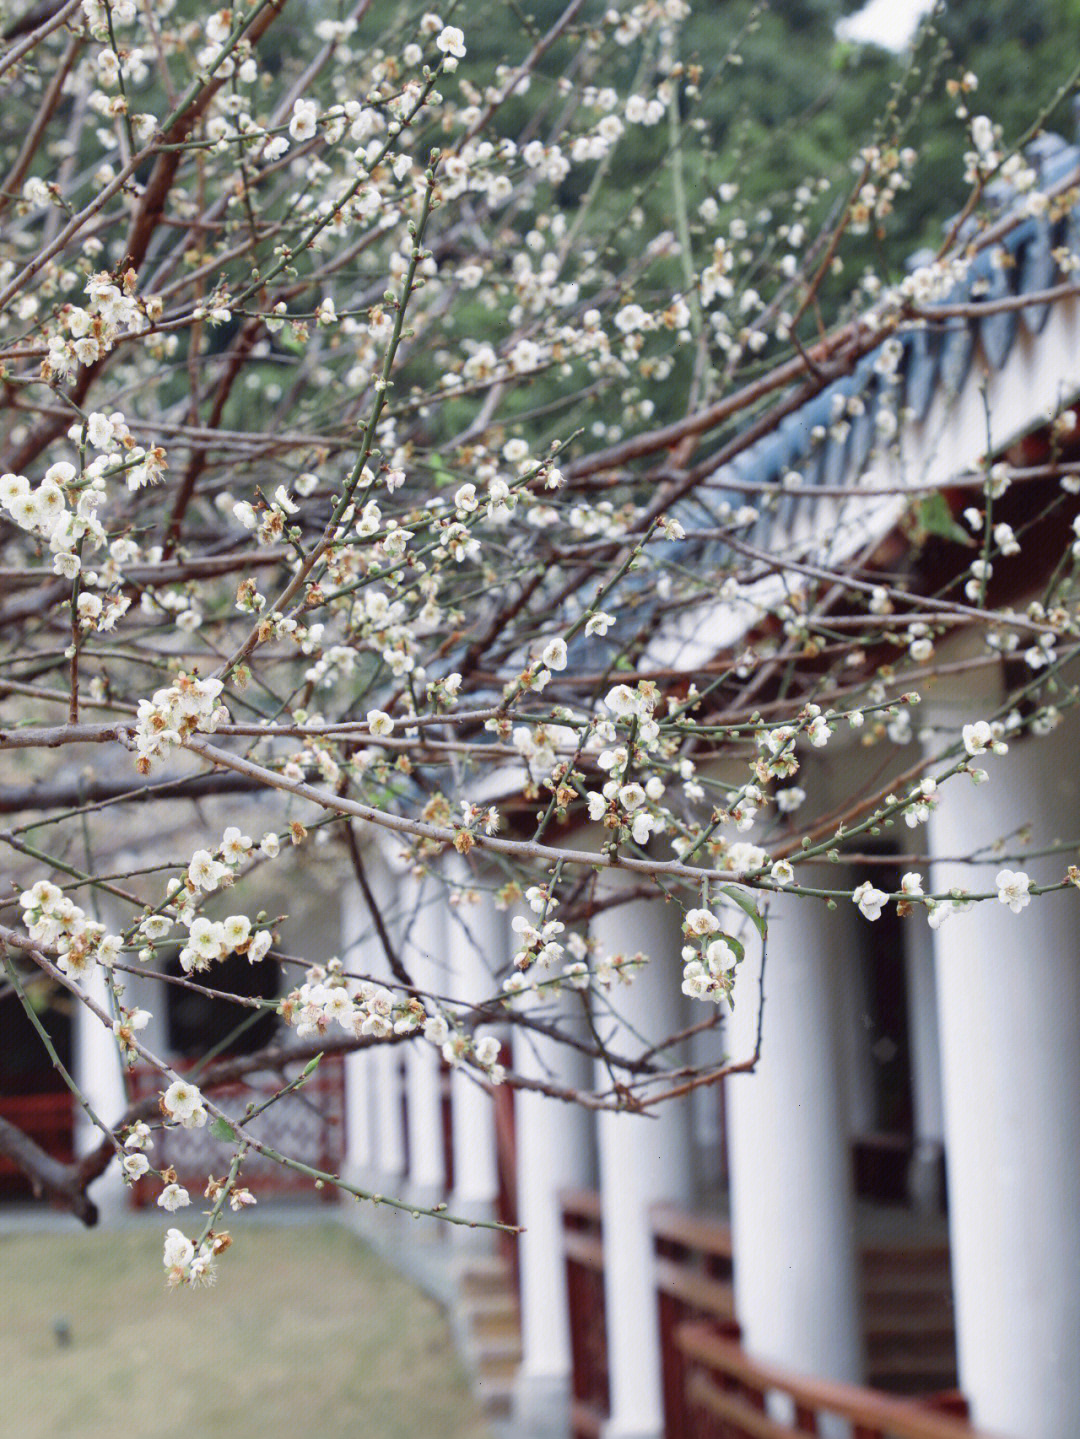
2 0 1080 1284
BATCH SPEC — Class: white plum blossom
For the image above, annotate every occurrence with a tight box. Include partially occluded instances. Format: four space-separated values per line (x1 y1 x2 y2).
927 901 957 929
604 684 639 719
805 714 832 747
853 880 889 922
962 721 992 756
188 850 227 892
683 908 720 937
122 1152 150 1181
436 25 466 58
162 1079 207 1128
163 1228 195 1272
541 637 568 671
996 869 1032 913
221 827 252 864
157 1183 191 1212
474 1035 501 1068
289 98 318 141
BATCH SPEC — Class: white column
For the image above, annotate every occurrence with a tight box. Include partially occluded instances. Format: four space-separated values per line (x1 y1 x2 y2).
74 965 127 1217
373 1045 407 1192
726 895 864 1386
593 889 693 1439
340 881 375 1185
903 917 945 1212
514 998 596 1437
445 876 501 1224
689 1005 727 1193
928 724 1080 1439
402 871 447 1209
836 897 876 1137
367 857 406 1191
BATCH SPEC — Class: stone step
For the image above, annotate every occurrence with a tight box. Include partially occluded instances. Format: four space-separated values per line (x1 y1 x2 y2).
868 1318 960 1346
862 1270 953 1300
458 1253 510 1282
453 1252 523 1417
464 1303 522 1344
472 1346 523 1386
473 1332 523 1364
471 1373 516 1418
868 1343 958 1383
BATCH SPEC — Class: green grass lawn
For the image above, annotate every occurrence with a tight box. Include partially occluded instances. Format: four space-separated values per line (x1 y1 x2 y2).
0 1217 490 1439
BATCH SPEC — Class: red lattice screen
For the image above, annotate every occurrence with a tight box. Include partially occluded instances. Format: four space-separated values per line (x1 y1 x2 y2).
128 1056 345 1206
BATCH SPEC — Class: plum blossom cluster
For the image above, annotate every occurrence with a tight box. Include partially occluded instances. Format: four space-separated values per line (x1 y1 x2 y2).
852 864 1035 925
121 1120 157 1189
45 273 157 383
0 462 135 611
163 1227 226 1288
132 673 229 774
424 1013 505 1083
162 1078 208 1130
510 908 567 972
20 880 122 980
134 827 275 972
282 961 422 1042
582 684 668 848
680 908 739 1005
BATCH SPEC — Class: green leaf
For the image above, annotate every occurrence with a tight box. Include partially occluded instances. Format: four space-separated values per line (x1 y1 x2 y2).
210 1117 237 1143
719 931 745 965
300 1053 323 1080
719 885 767 940
914 492 973 547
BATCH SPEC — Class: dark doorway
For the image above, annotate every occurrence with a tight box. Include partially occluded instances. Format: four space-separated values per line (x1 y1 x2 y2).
0 987 75 1198
164 950 280 1057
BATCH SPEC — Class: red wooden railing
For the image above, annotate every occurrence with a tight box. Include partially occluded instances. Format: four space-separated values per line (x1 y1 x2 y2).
561 1188 610 1439
562 1195 965 1439
493 1051 519 1289
676 1322 984 1439
128 1056 345 1205
652 1204 736 1438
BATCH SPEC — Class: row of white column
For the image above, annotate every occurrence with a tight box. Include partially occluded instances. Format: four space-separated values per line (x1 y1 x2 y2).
719 726 1080 1439
341 862 500 1221
344 737 1080 1439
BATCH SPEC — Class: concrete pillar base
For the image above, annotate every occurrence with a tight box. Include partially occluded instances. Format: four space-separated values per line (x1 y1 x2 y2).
513 1370 571 1439
600 1421 661 1439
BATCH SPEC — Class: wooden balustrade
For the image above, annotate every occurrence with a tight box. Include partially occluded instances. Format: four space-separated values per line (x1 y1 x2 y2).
561 1194 969 1439
561 1188 610 1439
652 1203 737 1439
493 1049 518 1290
675 1321 987 1439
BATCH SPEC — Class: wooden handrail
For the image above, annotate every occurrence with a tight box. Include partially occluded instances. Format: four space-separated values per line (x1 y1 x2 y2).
685 1369 796 1439
676 1322 996 1439
650 1202 733 1259
654 1257 736 1318
560 1187 604 1223
563 1229 605 1270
